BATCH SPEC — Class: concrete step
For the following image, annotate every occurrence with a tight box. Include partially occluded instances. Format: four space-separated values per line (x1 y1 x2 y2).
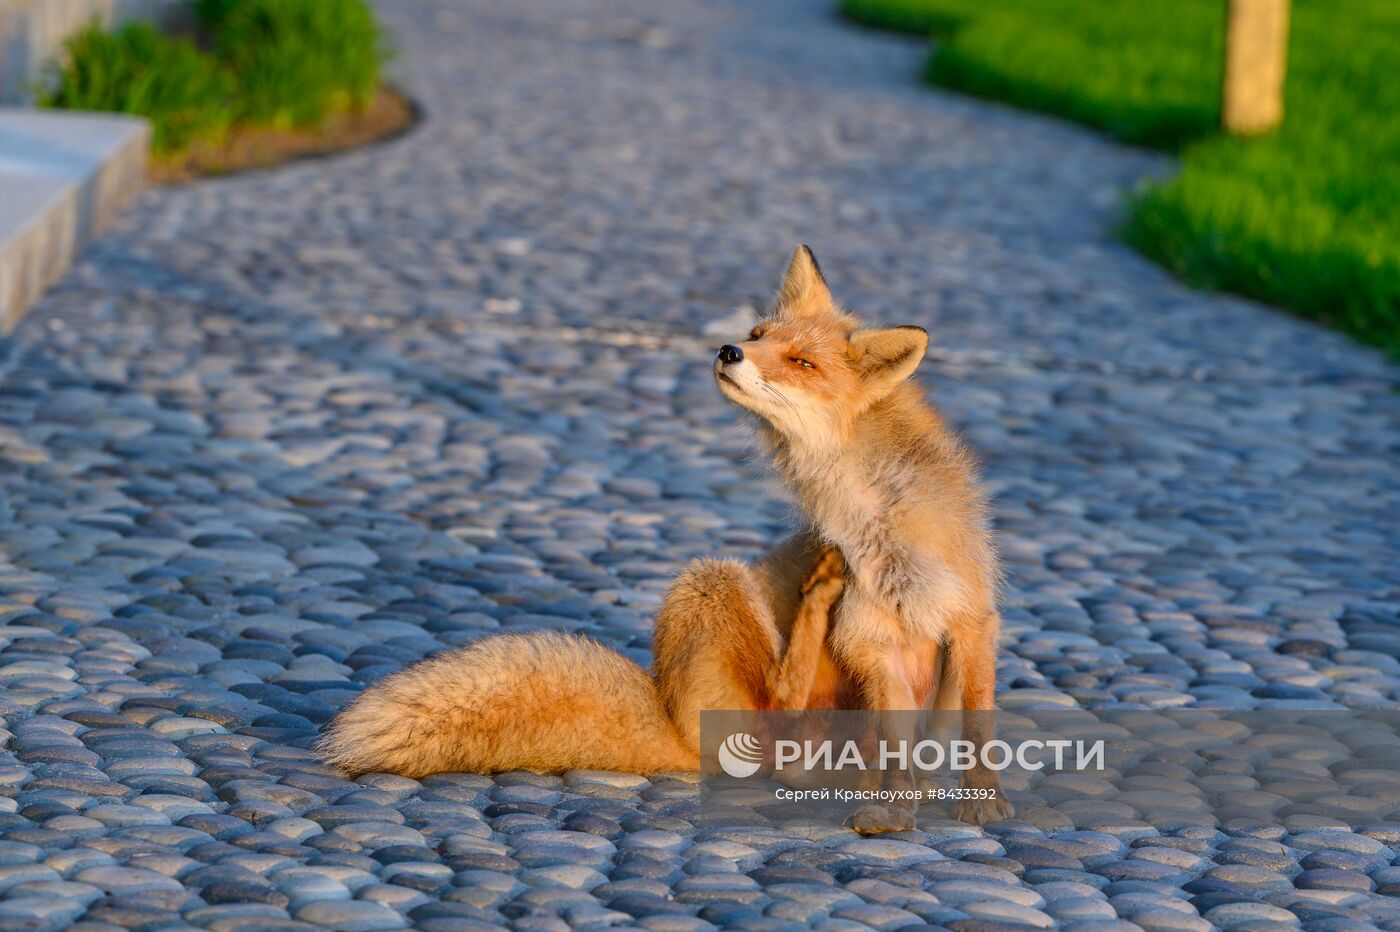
0 107 147 331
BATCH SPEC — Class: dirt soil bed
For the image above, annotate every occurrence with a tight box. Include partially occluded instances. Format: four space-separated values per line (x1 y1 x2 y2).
149 85 416 183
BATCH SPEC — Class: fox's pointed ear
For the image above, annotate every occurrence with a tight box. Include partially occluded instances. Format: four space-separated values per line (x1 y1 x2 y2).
777 244 833 316
849 326 928 397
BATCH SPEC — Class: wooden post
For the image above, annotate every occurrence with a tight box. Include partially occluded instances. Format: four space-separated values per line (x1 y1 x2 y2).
1222 0 1290 134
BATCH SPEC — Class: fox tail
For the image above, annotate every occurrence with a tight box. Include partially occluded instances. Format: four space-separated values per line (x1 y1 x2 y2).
317 631 698 778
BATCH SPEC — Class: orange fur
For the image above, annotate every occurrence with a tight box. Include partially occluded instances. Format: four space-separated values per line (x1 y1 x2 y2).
711 245 1011 828
318 632 697 777
318 550 847 778
319 246 1009 828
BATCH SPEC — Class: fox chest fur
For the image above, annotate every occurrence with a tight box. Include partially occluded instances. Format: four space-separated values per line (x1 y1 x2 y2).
779 446 974 643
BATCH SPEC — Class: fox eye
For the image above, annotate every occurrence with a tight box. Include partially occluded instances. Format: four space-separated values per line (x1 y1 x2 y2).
790 357 815 369
749 328 764 340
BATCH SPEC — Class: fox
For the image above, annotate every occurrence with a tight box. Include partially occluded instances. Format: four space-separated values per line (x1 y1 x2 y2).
318 245 1012 831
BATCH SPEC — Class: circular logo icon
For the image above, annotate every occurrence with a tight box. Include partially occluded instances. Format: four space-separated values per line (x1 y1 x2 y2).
718 732 763 778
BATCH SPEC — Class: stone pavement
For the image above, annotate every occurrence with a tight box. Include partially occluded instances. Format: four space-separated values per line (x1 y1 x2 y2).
0 0 1397 928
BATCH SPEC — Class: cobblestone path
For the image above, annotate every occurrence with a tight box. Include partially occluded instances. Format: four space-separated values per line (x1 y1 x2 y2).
1 0 1397 928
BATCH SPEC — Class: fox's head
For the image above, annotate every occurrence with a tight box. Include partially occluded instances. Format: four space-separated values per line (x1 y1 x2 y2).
714 245 928 448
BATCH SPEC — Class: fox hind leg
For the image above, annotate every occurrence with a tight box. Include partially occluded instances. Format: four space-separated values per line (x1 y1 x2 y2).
653 558 779 749
768 548 844 710
652 550 845 748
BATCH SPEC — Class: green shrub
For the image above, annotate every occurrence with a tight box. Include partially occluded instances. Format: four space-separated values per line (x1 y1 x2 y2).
40 21 233 155
195 0 386 129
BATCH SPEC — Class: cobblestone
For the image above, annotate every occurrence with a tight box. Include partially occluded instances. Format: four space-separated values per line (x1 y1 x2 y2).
0 0 1397 927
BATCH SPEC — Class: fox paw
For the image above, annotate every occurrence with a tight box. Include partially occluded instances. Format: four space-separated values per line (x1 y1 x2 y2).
847 802 916 835
801 548 846 598
955 795 1014 826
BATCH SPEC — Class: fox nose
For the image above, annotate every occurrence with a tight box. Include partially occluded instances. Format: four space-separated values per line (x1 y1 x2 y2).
718 344 744 365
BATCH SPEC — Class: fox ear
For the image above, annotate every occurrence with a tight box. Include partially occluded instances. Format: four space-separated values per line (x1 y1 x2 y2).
777 244 833 316
849 326 928 396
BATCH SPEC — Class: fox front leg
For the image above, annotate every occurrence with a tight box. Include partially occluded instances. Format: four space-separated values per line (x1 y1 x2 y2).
943 612 1015 825
831 604 923 834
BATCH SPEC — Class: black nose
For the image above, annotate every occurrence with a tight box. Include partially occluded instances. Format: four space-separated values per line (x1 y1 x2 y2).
718 344 744 364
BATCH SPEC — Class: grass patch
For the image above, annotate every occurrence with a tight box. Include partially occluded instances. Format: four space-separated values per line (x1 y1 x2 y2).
39 22 233 155
840 0 971 35
42 0 390 165
839 0 1400 353
195 0 385 129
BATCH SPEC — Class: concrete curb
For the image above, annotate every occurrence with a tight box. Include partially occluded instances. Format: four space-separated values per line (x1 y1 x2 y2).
0 108 148 331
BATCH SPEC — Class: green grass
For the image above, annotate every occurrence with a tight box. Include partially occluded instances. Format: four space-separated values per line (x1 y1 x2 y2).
195 0 385 129
39 22 233 155
42 0 387 158
839 0 1400 353
840 0 971 35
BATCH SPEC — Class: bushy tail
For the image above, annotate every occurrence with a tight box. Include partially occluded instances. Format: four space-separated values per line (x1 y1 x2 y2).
318 631 698 778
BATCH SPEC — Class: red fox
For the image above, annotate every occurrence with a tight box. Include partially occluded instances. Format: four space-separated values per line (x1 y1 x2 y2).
319 246 1011 831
